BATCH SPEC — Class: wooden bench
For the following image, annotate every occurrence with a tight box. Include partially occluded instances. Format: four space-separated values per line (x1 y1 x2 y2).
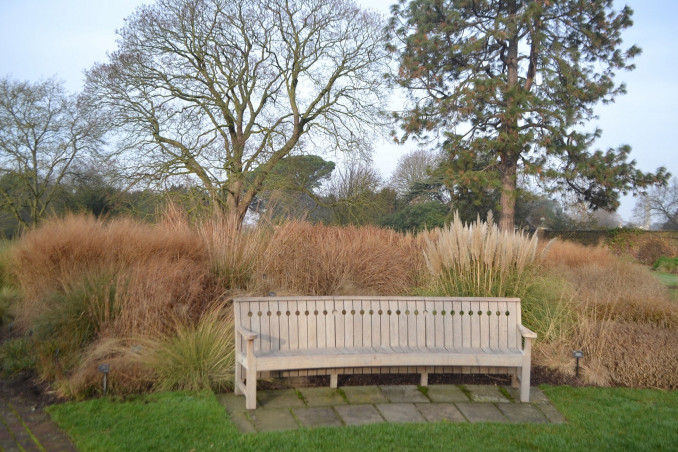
234 296 537 409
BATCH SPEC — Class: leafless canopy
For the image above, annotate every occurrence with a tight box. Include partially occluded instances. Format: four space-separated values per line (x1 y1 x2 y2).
0 77 103 227
86 0 389 224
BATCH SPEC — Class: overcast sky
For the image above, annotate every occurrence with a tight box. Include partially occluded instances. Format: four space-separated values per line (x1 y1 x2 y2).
1 0 675 222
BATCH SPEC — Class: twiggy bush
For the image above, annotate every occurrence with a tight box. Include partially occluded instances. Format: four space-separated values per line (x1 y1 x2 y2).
262 221 420 295
424 212 540 297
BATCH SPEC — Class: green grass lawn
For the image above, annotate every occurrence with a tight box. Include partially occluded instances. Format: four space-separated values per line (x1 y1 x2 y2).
47 386 678 452
654 271 678 301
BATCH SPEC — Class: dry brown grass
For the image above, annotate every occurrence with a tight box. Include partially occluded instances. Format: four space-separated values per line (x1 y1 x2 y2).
536 317 678 389
261 221 422 296
534 238 678 388
538 239 617 269
196 214 272 292
63 337 154 398
8 211 678 395
11 214 218 336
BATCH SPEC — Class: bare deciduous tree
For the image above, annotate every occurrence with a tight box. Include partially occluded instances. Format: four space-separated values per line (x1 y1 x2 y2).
632 177 678 230
0 77 103 227
388 148 442 196
85 0 389 225
326 158 386 225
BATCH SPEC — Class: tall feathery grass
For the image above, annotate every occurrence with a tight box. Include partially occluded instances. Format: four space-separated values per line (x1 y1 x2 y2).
424 212 541 297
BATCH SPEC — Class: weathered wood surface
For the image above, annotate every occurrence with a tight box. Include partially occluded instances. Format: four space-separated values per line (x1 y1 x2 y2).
234 296 536 409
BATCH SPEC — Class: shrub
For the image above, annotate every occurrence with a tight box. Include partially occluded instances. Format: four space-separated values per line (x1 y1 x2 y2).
8 214 220 387
521 275 577 345
63 337 154 399
0 337 36 376
635 237 674 265
424 212 540 297
538 239 616 269
653 256 678 274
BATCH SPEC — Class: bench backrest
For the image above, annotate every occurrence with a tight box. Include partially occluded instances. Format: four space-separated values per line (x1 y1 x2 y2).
234 296 523 355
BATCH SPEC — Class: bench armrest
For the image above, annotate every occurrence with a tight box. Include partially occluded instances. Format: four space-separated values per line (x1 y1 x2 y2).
236 326 258 341
518 324 537 339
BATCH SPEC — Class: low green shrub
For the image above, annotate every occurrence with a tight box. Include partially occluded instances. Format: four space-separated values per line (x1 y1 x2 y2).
653 256 678 274
0 337 36 376
0 286 20 326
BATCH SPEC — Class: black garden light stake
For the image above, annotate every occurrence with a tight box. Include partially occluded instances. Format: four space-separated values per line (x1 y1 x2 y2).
573 351 584 377
97 363 111 395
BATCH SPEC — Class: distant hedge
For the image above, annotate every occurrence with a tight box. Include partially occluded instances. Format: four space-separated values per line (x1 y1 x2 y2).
540 229 678 264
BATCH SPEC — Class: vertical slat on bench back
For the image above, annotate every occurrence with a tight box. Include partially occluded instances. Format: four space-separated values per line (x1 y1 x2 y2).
452 299 463 352
298 299 308 351
406 299 417 350
433 300 445 349
498 299 508 351
507 299 520 350
478 299 490 352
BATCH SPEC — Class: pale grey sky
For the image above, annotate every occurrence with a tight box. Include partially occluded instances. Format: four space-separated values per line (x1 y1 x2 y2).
1 0 675 221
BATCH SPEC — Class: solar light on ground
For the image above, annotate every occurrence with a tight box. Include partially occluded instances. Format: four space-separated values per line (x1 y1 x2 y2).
573 351 584 377
97 363 110 395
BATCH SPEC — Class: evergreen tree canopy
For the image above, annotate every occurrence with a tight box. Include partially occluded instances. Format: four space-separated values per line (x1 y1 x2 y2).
389 0 668 230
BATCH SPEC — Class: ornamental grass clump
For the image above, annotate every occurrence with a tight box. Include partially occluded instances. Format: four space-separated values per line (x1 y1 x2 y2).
424 212 540 298
135 303 236 393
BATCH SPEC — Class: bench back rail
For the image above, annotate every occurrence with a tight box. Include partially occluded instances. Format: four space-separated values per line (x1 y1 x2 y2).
235 296 523 357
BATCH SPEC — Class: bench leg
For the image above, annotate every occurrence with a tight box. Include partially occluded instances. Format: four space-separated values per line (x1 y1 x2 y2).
330 371 338 389
234 361 242 395
520 366 531 403
420 371 428 387
245 364 257 410
511 371 519 389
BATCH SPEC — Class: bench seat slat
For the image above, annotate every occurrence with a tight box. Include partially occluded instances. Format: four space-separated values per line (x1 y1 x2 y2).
252 346 524 372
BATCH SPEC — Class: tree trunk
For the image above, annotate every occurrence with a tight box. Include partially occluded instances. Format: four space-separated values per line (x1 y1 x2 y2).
499 155 517 231
498 0 519 232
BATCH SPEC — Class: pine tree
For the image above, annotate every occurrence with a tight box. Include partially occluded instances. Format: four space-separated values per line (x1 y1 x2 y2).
389 0 668 230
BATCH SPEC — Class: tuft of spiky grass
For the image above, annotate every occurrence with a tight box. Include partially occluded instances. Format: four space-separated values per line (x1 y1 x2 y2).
134 304 235 393
424 212 540 297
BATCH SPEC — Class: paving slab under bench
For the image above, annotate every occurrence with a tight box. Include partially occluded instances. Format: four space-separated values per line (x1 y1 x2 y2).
217 385 567 433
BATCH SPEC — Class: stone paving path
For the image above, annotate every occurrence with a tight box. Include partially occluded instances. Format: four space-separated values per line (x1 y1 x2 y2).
218 384 567 433
0 396 77 452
